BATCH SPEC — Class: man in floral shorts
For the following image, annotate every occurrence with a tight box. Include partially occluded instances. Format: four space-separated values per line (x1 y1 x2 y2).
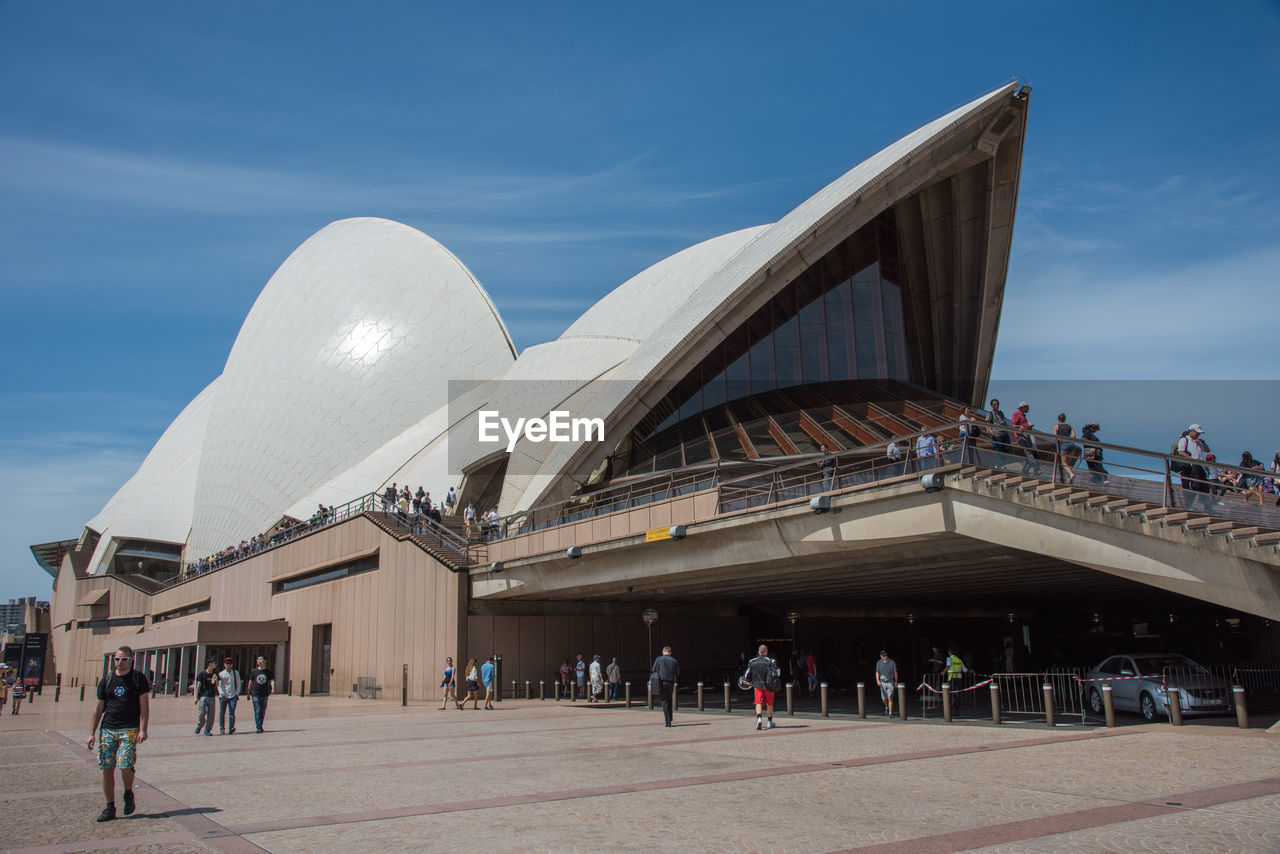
87 645 150 822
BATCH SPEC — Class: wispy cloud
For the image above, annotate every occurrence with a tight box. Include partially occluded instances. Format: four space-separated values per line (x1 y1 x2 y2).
0 133 781 228
994 244 1280 380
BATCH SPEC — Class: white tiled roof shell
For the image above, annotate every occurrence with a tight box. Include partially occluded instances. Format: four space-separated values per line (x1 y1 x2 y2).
292 227 769 518
187 217 516 558
84 378 219 574
486 227 769 513
501 84 1019 512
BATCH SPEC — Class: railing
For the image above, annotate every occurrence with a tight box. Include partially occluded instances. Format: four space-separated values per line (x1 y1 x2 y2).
145 413 1280 587
708 419 1280 531
1164 661 1280 695
165 490 476 589
477 417 1280 555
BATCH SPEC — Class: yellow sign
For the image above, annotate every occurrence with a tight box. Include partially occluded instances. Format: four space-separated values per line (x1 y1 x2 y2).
645 527 671 542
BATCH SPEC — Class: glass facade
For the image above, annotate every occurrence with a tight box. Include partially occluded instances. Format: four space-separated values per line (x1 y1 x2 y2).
618 216 921 476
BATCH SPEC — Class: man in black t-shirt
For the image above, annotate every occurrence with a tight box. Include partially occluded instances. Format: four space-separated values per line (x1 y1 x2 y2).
87 645 150 822
193 661 218 736
248 656 275 733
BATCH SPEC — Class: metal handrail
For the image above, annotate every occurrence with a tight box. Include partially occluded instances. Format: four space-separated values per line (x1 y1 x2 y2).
486 416 1280 540
168 490 473 589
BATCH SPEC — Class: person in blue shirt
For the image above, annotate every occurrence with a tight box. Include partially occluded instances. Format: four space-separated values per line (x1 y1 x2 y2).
480 655 496 710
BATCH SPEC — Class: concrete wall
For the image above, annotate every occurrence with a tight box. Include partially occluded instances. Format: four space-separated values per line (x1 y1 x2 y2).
50 516 465 700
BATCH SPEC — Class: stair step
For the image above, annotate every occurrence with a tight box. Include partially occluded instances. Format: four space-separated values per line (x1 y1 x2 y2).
1065 491 1093 505
1160 512 1193 525
1183 517 1215 530
1102 499 1133 513
1206 522 1237 535
1048 487 1074 501
1085 495 1111 508
1117 503 1153 517
1252 532 1280 546
983 472 1015 485
1143 507 1176 521
1034 483 1059 496
1228 526 1261 540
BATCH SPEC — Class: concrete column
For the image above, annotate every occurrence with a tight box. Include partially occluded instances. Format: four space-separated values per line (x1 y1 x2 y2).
274 644 287 688
178 646 190 695
169 647 179 694
194 643 207 674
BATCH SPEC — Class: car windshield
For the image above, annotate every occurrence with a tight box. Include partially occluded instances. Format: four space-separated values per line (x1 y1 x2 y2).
1132 656 1205 676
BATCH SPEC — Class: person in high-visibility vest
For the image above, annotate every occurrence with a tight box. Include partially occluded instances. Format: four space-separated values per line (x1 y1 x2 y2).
943 646 967 710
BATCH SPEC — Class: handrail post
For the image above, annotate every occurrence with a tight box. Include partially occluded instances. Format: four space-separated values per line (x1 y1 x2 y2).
1052 437 1061 485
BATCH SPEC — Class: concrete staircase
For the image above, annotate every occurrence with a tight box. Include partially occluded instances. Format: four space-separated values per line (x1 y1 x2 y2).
957 466 1280 556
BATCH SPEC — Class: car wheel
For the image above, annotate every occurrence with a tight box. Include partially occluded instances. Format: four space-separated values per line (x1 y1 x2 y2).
1140 692 1159 722
1088 688 1104 715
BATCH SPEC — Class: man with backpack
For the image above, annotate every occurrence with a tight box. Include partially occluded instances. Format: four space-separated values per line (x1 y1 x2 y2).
87 645 150 822
745 644 781 730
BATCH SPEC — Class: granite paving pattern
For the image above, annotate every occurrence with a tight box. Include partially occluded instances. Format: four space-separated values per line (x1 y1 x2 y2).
5 692 1278 853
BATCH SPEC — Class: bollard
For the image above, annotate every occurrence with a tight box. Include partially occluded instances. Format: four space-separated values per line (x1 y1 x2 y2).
1042 683 1055 727
942 683 952 722
525 680 531 700
697 682 704 711
856 682 866 719
1233 686 1250 729
897 683 908 720
570 681 576 702
287 680 292 696
540 680 545 701
402 664 408 707
1168 687 1183 726
511 680 517 701
990 682 1001 725
151 680 159 699
820 683 829 717
80 684 86 702
625 681 632 708
300 680 306 698
647 683 653 710
1102 685 1116 728
672 683 678 712
55 674 61 703
786 683 794 716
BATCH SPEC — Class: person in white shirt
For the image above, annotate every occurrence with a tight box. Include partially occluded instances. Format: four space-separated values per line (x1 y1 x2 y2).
216 658 242 735
588 655 604 703
1176 424 1212 510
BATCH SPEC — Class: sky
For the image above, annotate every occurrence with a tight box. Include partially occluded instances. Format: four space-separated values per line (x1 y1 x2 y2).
2 2 1279 599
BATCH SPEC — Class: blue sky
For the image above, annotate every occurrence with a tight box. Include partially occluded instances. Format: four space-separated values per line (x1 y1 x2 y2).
2 2 1279 599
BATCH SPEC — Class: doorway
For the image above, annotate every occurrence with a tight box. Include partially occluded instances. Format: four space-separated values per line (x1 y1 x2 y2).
310 624 332 694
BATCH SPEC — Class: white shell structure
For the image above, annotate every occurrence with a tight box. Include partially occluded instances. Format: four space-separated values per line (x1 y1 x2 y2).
80 83 1027 564
491 83 1023 512
184 217 515 559
83 379 219 573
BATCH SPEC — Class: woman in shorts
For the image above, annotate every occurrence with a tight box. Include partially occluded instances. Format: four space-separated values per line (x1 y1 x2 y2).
458 658 481 710
438 657 457 710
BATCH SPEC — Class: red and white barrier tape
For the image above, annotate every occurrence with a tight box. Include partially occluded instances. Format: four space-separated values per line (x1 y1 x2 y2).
1073 674 1166 687
916 678 993 694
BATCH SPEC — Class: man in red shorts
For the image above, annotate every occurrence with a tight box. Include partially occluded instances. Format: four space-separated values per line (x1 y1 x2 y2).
746 644 781 730
87 645 150 822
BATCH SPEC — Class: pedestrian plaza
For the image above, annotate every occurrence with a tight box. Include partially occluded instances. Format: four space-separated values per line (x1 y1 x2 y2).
5 692 1279 853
